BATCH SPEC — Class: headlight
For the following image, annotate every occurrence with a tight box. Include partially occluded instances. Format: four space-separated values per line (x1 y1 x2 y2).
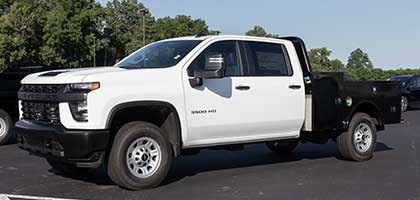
69 82 100 92
67 82 99 122
69 101 88 122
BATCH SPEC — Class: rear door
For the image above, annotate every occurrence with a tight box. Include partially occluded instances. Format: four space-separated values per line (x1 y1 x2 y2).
240 40 305 138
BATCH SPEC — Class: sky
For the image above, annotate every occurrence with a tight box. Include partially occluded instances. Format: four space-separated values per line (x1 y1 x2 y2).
97 0 420 69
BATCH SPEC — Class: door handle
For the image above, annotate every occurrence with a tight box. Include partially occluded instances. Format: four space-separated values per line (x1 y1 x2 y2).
235 85 250 90
289 85 301 89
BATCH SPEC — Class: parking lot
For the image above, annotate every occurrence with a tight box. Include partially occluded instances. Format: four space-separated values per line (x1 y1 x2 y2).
0 110 419 200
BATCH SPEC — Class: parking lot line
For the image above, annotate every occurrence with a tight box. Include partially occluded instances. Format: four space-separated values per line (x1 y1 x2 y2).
0 194 77 200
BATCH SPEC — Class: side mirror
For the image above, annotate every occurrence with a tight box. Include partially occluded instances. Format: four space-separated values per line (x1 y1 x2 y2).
190 54 225 88
115 59 120 64
194 53 225 79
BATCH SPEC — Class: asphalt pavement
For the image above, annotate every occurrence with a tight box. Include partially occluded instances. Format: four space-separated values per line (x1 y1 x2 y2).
0 110 419 200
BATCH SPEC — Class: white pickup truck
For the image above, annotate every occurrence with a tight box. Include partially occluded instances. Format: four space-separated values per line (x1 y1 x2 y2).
16 35 401 190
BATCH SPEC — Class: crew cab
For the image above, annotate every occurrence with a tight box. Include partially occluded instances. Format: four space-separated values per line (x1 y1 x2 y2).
15 35 401 190
0 66 59 144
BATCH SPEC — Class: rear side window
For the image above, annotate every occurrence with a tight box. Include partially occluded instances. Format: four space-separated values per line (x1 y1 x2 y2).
245 41 292 76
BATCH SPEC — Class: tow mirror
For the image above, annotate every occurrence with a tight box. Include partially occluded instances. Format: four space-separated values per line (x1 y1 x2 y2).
194 53 225 79
190 54 225 87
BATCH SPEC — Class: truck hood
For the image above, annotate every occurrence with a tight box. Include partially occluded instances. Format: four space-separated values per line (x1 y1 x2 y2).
21 67 125 84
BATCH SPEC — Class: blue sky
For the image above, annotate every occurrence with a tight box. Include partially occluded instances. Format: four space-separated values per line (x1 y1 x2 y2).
97 0 420 69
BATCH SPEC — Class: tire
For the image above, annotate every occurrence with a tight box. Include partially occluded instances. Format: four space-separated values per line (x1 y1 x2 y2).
107 122 173 190
266 140 299 154
47 159 91 175
401 96 408 112
0 109 13 145
337 113 377 161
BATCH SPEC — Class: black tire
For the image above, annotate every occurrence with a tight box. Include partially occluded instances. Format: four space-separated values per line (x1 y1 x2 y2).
47 159 91 175
266 140 299 154
0 109 13 145
337 113 377 161
107 121 173 190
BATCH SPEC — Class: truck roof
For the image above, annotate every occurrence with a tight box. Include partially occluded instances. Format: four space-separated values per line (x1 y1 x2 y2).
160 35 287 42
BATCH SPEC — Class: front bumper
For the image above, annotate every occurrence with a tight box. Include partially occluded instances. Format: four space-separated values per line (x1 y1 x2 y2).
16 120 109 168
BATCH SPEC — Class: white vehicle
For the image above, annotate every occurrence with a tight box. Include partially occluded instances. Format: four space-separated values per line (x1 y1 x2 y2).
16 35 401 190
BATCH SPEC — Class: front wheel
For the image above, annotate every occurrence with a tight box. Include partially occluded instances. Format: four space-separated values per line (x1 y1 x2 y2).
107 122 173 190
337 113 377 161
0 109 13 145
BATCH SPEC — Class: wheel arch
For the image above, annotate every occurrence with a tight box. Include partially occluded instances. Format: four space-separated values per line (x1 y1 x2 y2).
106 101 183 157
346 101 384 131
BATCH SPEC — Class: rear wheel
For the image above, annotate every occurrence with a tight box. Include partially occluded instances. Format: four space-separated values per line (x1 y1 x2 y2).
337 113 377 161
266 140 299 154
0 109 13 145
401 96 408 112
107 122 173 190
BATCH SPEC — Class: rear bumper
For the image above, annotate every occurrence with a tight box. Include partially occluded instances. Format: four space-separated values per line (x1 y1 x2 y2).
15 120 109 168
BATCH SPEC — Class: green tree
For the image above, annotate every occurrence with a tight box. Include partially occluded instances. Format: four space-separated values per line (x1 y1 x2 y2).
0 0 45 69
245 25 279 38
40 0 104 67
0 0 13 16
307 47 344 72
346 48 373 69
153 15 214 41
104 0 155 62
0 0 104 69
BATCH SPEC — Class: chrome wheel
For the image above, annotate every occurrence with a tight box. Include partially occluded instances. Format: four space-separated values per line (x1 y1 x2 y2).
0 117 7 138
401 97 408 112
353 122 372 153
126 137 162 178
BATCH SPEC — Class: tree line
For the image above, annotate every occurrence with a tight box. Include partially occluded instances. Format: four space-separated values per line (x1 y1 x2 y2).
0 0 419 80
0 0 216 69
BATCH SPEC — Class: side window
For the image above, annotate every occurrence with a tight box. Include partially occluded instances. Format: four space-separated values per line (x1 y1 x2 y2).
246 41 292 76
188 41 242 76
414 77 420 88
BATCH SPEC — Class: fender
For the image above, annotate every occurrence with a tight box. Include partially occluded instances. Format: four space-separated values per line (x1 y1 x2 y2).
105 100 183 156
345 100 384 129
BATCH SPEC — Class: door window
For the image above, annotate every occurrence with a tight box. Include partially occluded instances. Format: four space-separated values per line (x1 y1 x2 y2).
414 77 420 88
188 41 242 77
245 41 293 76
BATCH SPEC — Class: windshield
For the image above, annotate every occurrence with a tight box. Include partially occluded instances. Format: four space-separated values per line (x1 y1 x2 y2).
117 40 202 69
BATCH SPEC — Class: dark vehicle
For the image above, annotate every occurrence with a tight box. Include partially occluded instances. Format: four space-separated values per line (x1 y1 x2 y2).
0 66 59 144
389 75 420 112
